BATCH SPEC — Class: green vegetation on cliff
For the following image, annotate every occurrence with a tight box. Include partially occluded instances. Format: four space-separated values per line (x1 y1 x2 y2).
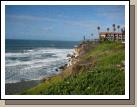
21 41 125 95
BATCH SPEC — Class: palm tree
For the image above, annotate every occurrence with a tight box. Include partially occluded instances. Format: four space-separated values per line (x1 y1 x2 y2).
121 28 123 32
112 24 116 32
121 27 125 41
97 26 100 32
91 33 93 41
97 26 101 40
121 27 125 34
91 33 93 37
114 28 116 32
112 24 116 41
97 26 100 37
83 35 86 41
117 25 120 32
107 28 110 32
106 28 110 40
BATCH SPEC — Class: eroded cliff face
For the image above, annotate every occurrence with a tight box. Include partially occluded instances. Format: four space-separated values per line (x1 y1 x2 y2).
76 41 98 56
67 41 97 66
74 45 85 57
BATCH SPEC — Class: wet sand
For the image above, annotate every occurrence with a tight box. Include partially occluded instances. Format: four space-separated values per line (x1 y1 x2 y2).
5 80 41 95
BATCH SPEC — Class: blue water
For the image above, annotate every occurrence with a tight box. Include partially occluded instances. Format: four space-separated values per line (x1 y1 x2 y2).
5 39 79 83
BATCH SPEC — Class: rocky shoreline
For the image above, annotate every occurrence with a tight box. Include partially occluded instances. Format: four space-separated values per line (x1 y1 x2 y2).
46 41 99 79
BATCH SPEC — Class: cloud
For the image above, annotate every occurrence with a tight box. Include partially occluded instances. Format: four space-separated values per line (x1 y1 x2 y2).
6 14 100 30
95 6 125 22
95 5 125 13
62 19 100 31
6 14 57 22
96 12 124 21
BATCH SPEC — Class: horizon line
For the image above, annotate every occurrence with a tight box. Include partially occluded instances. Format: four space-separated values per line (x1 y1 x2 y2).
5 38 81 42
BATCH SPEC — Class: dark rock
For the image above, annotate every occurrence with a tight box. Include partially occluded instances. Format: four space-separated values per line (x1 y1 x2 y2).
59 66 64 69
67 54 72 57
59 64 67 70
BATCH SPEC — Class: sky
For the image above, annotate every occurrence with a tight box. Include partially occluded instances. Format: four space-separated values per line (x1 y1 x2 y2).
5 5 125 41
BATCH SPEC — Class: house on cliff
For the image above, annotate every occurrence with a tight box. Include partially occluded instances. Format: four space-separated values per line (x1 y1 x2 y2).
99 32 125 42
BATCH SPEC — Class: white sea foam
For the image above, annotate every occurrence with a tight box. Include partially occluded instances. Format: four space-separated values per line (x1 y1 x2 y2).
5 48 74 83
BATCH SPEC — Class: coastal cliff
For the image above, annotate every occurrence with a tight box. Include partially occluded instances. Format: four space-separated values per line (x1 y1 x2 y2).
68 41 98 66
21 41 125 95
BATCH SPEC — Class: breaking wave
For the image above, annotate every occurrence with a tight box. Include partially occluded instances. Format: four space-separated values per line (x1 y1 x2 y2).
5 48 73 83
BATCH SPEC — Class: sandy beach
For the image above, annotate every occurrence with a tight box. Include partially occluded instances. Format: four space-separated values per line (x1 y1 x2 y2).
5 80 41 95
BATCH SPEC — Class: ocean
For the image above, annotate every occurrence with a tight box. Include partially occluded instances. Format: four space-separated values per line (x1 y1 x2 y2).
5 39 79 84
